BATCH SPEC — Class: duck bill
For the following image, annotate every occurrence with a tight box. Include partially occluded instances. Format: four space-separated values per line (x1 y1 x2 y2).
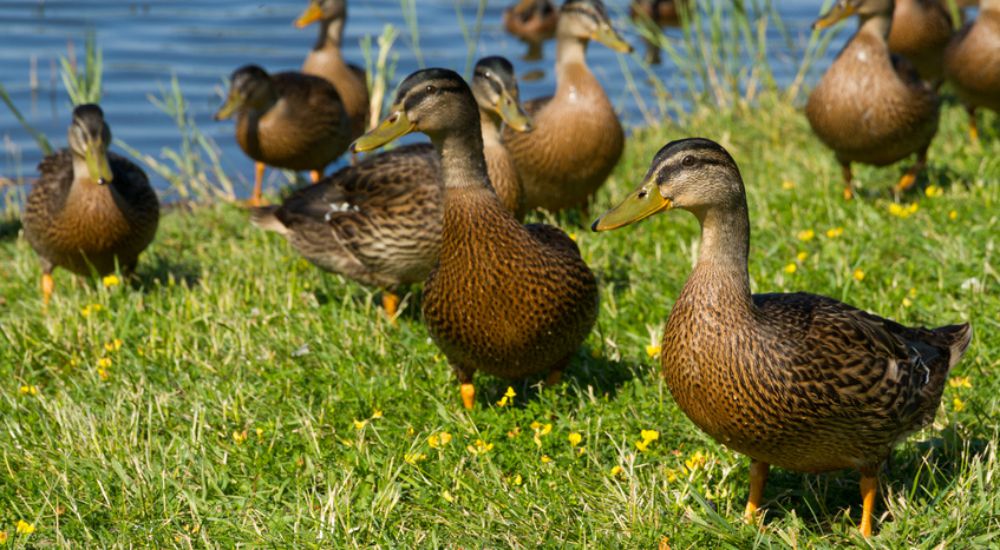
497 90 533 132
85 145 113 185
351 109 415 153
812 2 856 30
213 93 242 121
592 24 634 54
295 3 324 28
591 180 671 232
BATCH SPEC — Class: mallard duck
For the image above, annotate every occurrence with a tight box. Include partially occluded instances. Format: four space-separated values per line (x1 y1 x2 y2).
887 0 954 83
502 0 632 214
806 0 940 200
592 137 973 538
23 104 160 304
630 0 691 65
353 68 599 409
250 57 534 318
504 0 560 61
295 0 370 139
214 65 352 206
944 0 1000 141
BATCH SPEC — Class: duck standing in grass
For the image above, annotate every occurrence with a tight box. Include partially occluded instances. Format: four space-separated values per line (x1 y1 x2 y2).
295 0 370 140
592 137 972 537
354 68 598 409
23 104 160 304
630 0 691 65
503 0 632 214
504 0 560 61
806 0 940 200
944 0 1000 141
214 65 352 206
250 58 534 319
887 0 954 83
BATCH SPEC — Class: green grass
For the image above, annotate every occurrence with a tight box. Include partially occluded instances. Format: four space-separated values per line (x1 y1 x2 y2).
1 97 998 547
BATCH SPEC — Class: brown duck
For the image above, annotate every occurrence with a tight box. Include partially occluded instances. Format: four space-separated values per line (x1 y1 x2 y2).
944 0 1000 141
354 68 598 409
630 0 691 65
502 0 632 214
887 0 954 83
250 57 534 318
806 0 940 199
214 64 352 206
592 137 972 538
295 0 370 139
23 104 160 304
504 0 560 60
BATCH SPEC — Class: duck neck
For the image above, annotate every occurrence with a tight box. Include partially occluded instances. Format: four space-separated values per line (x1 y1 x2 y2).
70 153 108 192
315 17 345 51
478 109 502 148
857 11 891 41
688 202 753 310
434 127 489 190
555 36 591 88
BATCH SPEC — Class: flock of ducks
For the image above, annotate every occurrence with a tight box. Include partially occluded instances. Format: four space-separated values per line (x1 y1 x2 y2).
17 0 995 539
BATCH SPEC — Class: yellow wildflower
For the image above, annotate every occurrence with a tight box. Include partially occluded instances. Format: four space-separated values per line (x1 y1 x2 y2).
902 297 913 308
797 251 809 262
953 397 966 413
781 180 796 190
404 452 427 465
81 303 103 317
640 429 659 442
497 386 516 407
685 450 708 471
442 490 455 503
568 432 583 447
925 185 943 198
256 428 264 440
104 339 123 352
19 385 38 396
512 474 522 486
232 430 247 445
825 226 844 239
665 468 679 483
540 455 552 464
797 229 815 242
853 269 865 282
645 344 661 358
466 439 494 455
507 426 521 439
97 357 112 369
948 210 958 221
102 274 121 288
636 439 652 452
406 426 415 436
15 520 34 535
353 419 367 430
949 376 972 389
371 409 383 419
784 263 797 274
97 368 110 381
610 465 623 477
888 202 919 218
0 531 6 543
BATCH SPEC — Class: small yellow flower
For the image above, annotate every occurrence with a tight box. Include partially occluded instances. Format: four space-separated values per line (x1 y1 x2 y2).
467 439 494 455
15 520 34 535
797 251 809 262
102 274 121 288
825 227 844 239
665 468 679 483
853 269 865 282
497 386 517 407
636 439 651 452
512 474 522 486
19 385 38 396
540 455 552 464
568 432 583 447
507 426 521 439
948 210 958 221
353 419 367 430
685 450 708 471
797 229 815 242
404 452 427 465
256 427 264 439
640 429 660 442
781 180 796 190
104 339 124 352
610 465 623 477
888 202 919 218
442 490 455 503
0 531 7 544
953 397 966 412
784 263 797 274
371 409 383 419
439 432 452 445
406 426 415 436
97 368 110 381
645 344 661 358
949 376 972 389
902 297 913 308
97 357 112 369
232 430 247 445
925 185 943 198
81 303 103 317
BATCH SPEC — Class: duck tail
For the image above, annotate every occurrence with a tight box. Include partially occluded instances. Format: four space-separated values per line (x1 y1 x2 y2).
936 322 973 371
249 206 289 235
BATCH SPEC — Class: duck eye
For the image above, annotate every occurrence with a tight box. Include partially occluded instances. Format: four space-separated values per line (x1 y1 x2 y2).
682 155 695 167
425 85 437 94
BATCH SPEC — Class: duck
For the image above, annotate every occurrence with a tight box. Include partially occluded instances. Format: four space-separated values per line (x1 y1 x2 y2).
630 0 691 65
592 137 973 538
887 0 954 84
502 0 632 214
250 57 534 318
22 104 160 304
353 68 599 409
806 0 940 200
214 64 352 206
944 0 1000 141
503 0 560 61
295 0 371 139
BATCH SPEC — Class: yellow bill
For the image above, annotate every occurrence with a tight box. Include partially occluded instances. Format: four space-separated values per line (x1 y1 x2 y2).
591 179 672 232
593 24 633 54
813 1 856 30
85 144 113 185
295 3 324 28
498 90 533 132
351 109 415 153
214 92 242 121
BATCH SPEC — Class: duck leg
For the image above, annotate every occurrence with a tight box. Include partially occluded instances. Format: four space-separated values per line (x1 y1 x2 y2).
894 146 928 196
250 162 266 207
524 40 544 62
967 106 979 143
381 292 400 323
454 365 476 410
859 470 878 538
545 353 572 386
744 460 770 521
840 162 855 201
310 170 323 183
41 269 55 306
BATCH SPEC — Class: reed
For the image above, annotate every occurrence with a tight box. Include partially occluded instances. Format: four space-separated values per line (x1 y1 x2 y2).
361 24 401 130
59 31 103 106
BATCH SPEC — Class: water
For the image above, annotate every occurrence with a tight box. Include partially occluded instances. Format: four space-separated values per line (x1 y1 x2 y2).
0 0 845 198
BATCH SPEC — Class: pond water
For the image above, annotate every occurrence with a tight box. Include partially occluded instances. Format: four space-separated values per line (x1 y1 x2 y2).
0 0 847 199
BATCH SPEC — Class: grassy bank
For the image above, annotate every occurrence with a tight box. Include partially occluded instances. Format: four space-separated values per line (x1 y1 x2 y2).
1 96 998 547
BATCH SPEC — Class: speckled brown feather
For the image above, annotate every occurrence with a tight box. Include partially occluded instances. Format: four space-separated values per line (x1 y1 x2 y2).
23 150 159 276
806 20 940 167
234 72 351 171
944 4 1000 112
888 0 954 82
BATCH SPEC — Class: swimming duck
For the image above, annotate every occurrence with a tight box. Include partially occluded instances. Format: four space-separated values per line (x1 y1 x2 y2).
504 0 560 60
354 68 599 409
250 58 534 318
806 0 940 199
630 0 690 65
503 0 632 214
215 65 352 206
295 0 371 139
592 137 972 538
23 104 160 304
944 0 1000 141
887 0 954 83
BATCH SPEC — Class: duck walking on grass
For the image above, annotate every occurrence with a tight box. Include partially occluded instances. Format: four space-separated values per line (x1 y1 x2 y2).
944 0 1000 142
250 58 534 319
592 138 972 537
354 68 598 409
806 0 940 200
23 104 160 304
215 65 352 206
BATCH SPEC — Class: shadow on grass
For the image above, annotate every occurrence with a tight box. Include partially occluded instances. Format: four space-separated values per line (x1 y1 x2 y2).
133 254 202 290
0 216 22 241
